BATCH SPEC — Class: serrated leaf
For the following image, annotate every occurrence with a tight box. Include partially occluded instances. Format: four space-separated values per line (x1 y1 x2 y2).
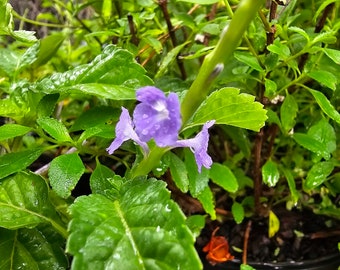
0 172 66 236
309 89 340 124
0 124 31 141
0 148 43 179
323 48 340 64
35 45 152 99
262 160 280 187
234 51 264 72
280 94 298 133
269 210 280 238
67 178 202 270
90 163 116 194
48 153 85 198
37 117 72 143
11 30 37 43
168 152 189 193
293 133 330 160
304 161 334 191
209 163 238 192
0 48 19 77
231 202 244 224
192 87 267 131
307 70 337 91
0 226 68 270
311 32 337 45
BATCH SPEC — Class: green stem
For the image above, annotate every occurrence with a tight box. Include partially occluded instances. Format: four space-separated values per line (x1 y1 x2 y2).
131 147 169 178
180 0 265 124
132 0 265 178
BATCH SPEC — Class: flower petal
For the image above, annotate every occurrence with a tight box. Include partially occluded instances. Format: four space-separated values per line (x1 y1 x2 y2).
106 107 148 154
133 86 181 147
175 120 215 172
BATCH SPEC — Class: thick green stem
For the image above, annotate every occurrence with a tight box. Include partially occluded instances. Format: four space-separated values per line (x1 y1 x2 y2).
131 147 168 178
181 0 265 124
132 0 265 178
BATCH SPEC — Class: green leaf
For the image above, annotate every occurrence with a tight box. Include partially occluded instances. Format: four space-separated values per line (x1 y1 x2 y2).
0 124 31 141
48 153 85 198
309 89 340 124
70 106 119 132
234 51 264 72
304 161 334 191
0 48 19 77
37 93 60 118
307 70 337 91
323 48 340 65
176 0 219 4
167 152 189 193
281 167 299 204
185 150 209 197
35 45 152 99
196 186 216 220
209 163 238 192
192 87 267 131
33 33 65 67
62 84 139 100
308 119 336 155
0 172 66 236
262 160 280 187
0 226 68 270
241 264 256 270
267 39 290 59
185 215 205 238
11 30 37 43
280 94 298 133
0 148 43 179
311 32 337 45
156 42 190 78
288 26 310 42
67 178 202 270
264 79 277 98
293 133 331 160
90 163 116 194
37 117 72 143
231 202 244 224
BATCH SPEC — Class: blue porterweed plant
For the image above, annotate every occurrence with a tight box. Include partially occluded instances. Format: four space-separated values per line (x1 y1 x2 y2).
1 0 340 269
107 86 215 173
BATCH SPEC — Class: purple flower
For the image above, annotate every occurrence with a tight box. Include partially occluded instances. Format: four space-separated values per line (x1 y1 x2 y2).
133 86 181 147
107 86 215 172
106 107 148 154
174 121 215 172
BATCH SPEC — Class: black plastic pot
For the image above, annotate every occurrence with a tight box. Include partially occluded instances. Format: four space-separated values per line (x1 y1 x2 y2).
202 253 340 270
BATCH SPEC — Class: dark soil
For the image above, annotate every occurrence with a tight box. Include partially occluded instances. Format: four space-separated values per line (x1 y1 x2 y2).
197 208 340 269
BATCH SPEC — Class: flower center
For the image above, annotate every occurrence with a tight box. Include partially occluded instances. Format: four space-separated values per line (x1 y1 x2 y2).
153 100 169 120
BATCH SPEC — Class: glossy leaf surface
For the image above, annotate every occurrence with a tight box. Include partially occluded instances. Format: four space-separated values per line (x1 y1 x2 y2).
67 178 202 270
192 88 267 132
48 153 85 198
0 172 65 235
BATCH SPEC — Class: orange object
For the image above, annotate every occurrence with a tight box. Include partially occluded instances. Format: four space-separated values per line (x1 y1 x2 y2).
203 227 234 265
